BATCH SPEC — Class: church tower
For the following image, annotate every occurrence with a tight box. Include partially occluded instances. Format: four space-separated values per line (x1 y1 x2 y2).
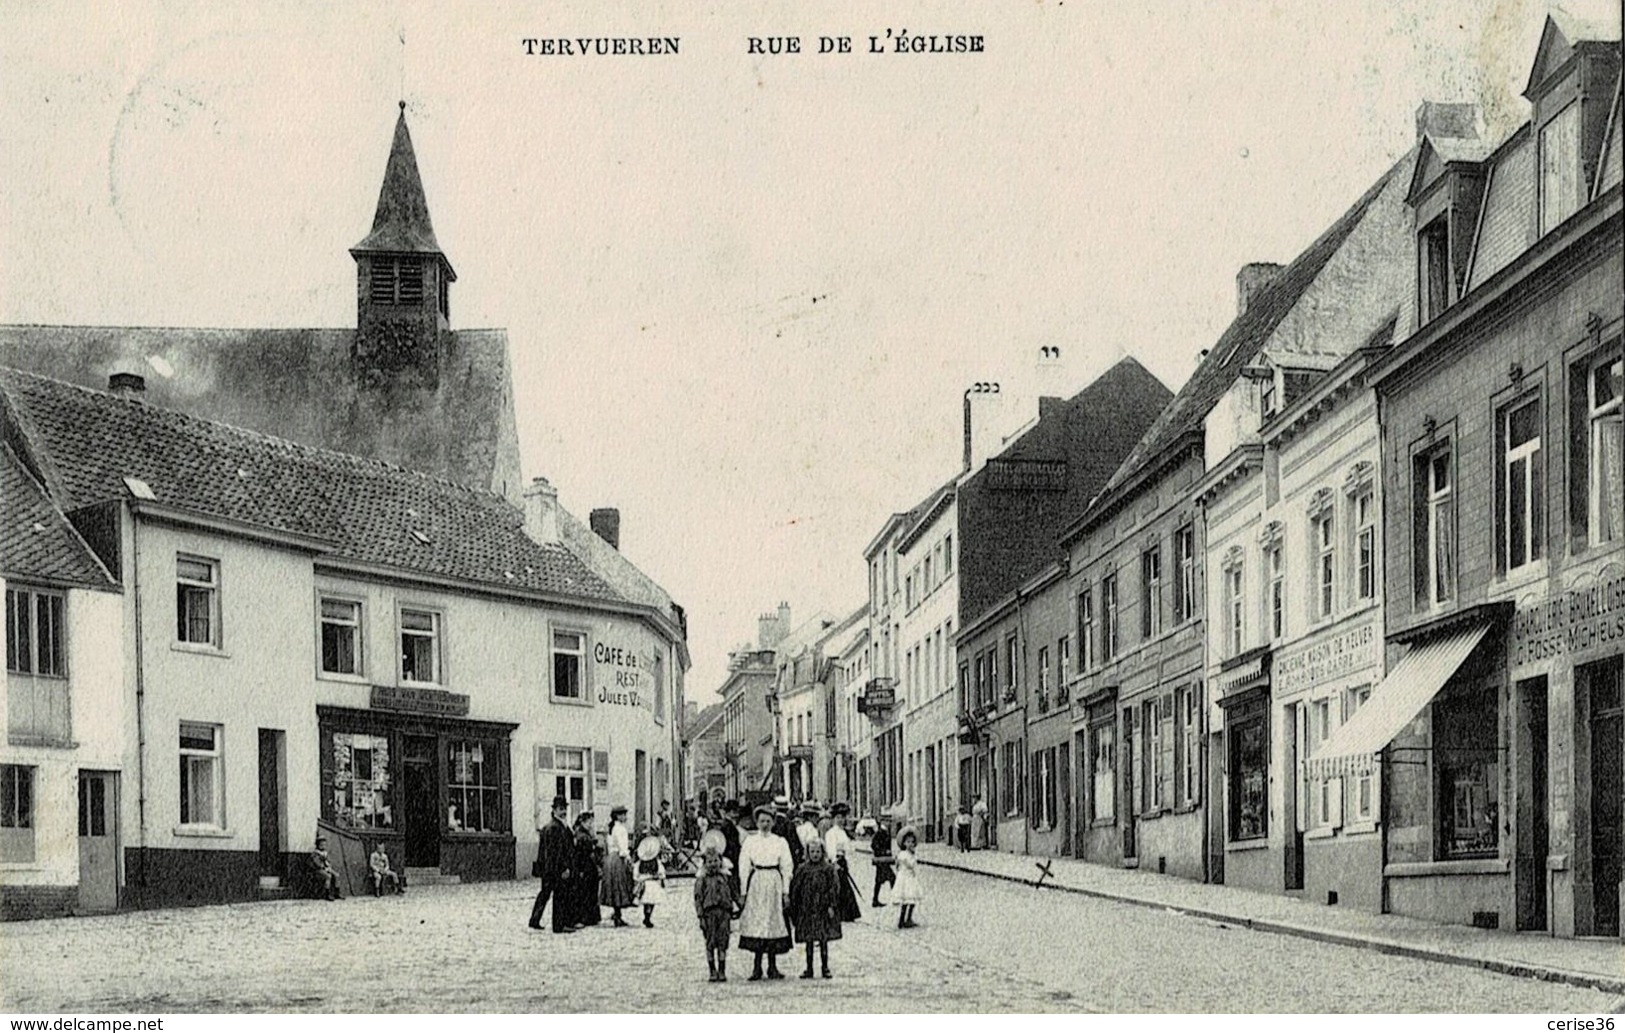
350 103 456 388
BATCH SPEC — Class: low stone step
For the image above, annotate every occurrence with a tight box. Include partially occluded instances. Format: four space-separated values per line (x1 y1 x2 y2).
404 867 461 886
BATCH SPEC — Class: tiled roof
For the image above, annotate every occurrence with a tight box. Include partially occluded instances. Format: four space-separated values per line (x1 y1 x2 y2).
353 109 448 259
0 324 521 502
896 476 957 553
0 442 116 590
1087 157 1406 517
0 367 624 605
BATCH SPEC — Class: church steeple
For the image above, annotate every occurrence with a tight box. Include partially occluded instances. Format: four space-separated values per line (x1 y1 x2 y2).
350 104 456 387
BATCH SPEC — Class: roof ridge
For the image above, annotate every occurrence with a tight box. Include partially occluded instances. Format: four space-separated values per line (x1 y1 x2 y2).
0 365 512 508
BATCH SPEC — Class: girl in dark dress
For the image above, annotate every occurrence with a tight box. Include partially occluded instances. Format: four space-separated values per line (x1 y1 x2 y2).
787 839 841 979
569 812 603 928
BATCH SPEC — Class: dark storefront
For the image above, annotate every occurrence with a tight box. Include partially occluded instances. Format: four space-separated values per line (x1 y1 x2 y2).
318 699 517 883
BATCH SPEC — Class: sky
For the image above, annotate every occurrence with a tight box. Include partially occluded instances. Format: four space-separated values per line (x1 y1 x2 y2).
2 0 1615 705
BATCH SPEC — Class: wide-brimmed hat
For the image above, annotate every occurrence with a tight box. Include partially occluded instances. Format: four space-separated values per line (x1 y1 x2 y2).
772 794 790 809
752 803 777 821
700 828 727 855
635 836 662 862
830 802 851 816
800 802 822 817
896 825 919 846
610 804 629 818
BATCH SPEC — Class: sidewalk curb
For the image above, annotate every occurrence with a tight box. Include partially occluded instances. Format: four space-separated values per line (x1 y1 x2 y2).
862 845 1625 996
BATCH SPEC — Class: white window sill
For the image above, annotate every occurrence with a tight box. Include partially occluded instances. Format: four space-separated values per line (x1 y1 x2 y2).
1226 837 1270 852
0 861 42 871
550 694 593 707
1305 825 1338 840
1383 857 1509 878
173 825 234 839
317 671 369 685
1341 820 1379 837
1500 560 1549 591
399 680 445 690
171 642 229 659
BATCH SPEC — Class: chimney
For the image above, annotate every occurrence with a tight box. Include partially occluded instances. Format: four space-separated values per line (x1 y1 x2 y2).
589 507 621 550
522 477 560 545
778 601 791 631
1237 262 1284 317
1415 100 1480 142
108 372 146 395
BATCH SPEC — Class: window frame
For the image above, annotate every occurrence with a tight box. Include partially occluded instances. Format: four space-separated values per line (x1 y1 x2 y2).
1355 490 1377 603
1587 351 1623 546
550 628 588 703
1266 543 1285 641
1227 700 1269 842
1101 574 1119 662
1433 685 1500 860
1226 562 1245 657
446 737 509 835
398 606 444 686
1315 512 1336 621
1424 447 1456 607
317 594 365 679
175 553 222 650
0 763 36 863
5 584 66 678
178 721 225 831
1501 396 1544 574
1174 524 1197 623
1141 545 1163 641
1078 587 1095 672
1089 716 1116 823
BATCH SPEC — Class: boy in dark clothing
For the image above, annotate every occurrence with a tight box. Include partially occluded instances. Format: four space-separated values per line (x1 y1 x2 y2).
869 823 895 907
693 850 739 982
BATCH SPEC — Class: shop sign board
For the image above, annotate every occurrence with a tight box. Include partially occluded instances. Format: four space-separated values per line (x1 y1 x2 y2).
1511 566 1625 666
1274 620 1378 698
370 684 471 717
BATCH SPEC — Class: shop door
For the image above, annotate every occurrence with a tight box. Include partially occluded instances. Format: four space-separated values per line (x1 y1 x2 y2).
1516 679 1549 932
1284 704 1304 892
76 771 118 914
257 729 286 877
1589 660 1622 937
1121 707 1137 860
403 735 440 867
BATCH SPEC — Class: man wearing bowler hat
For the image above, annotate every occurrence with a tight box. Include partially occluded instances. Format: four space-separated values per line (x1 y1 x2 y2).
529 795 575 932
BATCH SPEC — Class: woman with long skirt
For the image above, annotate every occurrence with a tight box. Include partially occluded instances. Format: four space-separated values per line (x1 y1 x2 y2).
736 804 796 980
822 803 862 922
599 805 636 926
568 811 602 928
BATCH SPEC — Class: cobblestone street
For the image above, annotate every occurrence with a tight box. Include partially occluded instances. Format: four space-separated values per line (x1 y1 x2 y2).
1 854 1616 1013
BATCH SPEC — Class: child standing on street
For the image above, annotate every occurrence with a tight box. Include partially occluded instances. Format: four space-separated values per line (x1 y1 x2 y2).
787 838 841 979
633 834 667 928
693 850 739 982
892 826 923 928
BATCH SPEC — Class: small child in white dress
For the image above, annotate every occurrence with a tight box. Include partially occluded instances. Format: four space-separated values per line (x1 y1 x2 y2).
634 841 668 928
892 826 923 928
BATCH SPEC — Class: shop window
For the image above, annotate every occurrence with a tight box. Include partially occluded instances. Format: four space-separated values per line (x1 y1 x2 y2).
176 554 219 647
1574 350 1623 547
0 764 35 863
1140 546 1163 640
1435 686 1499 859
1416 448 1455 607
1089 718 1115 822
1355 490 1377 602
319 597 362 676
447 738 507 833
1539 101 1582 236
1101 574 1119 661
1500 398 1544 573
179 722 224 828
5 585 65 676
1227 701 1268 841
552 630 585 700
332 732 392 829
399 608 441 685
1174 524 1196 623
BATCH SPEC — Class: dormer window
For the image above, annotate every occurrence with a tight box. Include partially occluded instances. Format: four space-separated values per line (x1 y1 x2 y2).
1539 101 1583 236
1260 375 1277 424
1418 216 1451 324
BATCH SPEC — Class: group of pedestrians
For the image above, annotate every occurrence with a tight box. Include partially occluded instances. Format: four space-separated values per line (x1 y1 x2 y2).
529 797 667 933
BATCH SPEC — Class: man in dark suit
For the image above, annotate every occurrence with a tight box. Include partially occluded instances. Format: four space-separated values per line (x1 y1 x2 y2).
719 799 743 899
528 796 575 932
772 795 805 867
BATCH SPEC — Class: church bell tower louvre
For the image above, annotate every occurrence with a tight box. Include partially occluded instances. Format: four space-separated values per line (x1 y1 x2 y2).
349 102 457 389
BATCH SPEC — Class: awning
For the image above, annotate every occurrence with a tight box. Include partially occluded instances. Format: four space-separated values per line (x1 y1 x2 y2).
1307 621 1491 779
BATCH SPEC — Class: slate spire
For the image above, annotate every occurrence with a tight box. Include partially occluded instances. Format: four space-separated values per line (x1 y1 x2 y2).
352 103 451 268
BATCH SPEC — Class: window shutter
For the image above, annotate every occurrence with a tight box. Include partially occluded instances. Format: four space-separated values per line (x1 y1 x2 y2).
594 749 610 789
535 745 554 772
1569 365 1590 548
500 740 514 835
1327 776 1344 829
1030 751 1041 828
318 726 336 823
1160 693 1176 809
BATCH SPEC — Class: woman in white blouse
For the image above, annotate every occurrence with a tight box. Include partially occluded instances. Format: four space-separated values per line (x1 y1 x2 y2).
737 804 796 980
599 805 636 926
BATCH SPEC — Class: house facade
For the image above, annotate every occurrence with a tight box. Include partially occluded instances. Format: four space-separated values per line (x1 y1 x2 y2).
1348 18 1622 939
1 445 124 920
